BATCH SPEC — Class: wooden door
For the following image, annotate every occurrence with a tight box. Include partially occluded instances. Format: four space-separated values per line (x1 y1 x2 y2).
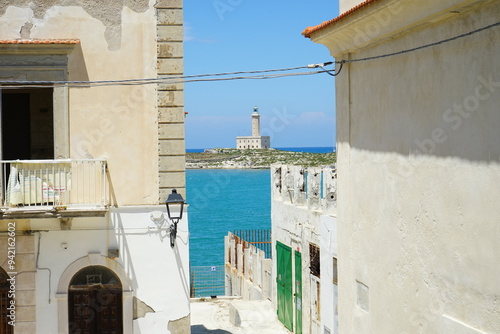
276 241 293 331
69 286 123 334
310 277 321 334
68 266 123 334
294 251 302 334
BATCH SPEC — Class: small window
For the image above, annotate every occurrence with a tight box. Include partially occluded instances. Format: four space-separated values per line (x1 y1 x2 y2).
309 243 320 277
70 265 120 287
332 257 338 284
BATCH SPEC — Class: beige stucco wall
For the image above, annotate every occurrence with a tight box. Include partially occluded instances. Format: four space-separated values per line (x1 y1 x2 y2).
0 0 186 205
312 0 500 333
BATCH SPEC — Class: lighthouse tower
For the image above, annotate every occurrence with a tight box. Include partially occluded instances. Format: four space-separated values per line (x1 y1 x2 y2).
236 106 271 149
252 106 260 137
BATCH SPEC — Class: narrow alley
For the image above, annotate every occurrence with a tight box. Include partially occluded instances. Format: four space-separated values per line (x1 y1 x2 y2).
191 299 291 334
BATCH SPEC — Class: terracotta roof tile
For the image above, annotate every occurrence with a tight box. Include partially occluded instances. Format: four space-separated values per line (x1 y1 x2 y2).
302 0 381 38
0 39 80 44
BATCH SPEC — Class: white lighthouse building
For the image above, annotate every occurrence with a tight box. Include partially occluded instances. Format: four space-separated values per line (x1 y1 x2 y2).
236 106 271 149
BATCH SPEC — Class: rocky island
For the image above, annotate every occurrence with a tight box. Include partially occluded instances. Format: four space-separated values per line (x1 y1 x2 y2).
186 148 336 169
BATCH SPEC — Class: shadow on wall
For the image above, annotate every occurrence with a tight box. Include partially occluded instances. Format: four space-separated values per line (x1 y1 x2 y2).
338 22 500 164
111 210 139 292
68 43 89 82
191 325 233 334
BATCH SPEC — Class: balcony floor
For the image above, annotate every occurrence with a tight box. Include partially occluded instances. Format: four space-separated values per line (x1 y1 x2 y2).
0 206 108 219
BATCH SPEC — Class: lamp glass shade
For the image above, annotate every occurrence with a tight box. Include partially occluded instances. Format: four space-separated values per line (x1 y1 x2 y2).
165 189 185 220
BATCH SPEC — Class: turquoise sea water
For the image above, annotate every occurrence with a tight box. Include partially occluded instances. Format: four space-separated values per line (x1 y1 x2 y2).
186 169 271 267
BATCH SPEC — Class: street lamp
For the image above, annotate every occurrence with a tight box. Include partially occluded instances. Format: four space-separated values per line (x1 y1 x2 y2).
165 189 185 247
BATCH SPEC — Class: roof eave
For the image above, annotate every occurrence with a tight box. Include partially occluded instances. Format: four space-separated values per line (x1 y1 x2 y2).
302 0 382 39
0 39 80 55
302 0 486 58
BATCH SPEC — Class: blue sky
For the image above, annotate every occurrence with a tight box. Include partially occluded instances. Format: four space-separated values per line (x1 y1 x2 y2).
184 1 339 149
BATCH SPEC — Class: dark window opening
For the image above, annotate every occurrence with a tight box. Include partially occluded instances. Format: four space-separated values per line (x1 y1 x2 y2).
332 257 338 285
309 243 320 278
1 88 54 160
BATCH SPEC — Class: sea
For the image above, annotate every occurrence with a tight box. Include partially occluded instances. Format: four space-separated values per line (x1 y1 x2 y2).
186 146 334 268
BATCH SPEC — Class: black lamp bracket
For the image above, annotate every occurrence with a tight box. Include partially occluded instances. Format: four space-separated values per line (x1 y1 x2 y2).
169 218 180 247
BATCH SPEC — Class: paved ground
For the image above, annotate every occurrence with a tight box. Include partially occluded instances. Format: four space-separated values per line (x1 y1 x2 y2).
191 298 291 334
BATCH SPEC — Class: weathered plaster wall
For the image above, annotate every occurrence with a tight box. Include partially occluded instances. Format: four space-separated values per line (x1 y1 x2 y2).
0 0 150 50
0 0 186 205
318 0 500 333
31 207 190 334
271 165 337 333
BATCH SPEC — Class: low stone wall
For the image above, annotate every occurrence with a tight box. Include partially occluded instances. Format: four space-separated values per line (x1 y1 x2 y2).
224 232 272 301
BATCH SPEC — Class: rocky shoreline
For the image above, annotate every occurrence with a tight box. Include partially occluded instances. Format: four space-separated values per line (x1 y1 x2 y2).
186 148 336 169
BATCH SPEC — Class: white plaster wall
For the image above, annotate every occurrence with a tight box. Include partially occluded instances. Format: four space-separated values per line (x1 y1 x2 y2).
316 1 500 333
272 194 338 334
271 200 314 333
33 206 190 334
0 2 159 205
320 214 338 334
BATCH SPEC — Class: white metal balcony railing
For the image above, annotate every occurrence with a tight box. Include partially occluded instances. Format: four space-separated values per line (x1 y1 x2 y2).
0 159 108 210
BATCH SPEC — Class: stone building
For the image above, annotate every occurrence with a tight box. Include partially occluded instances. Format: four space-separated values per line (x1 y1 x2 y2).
271 165 338 334
298 0 500 333
0 0 189 333
236 107 271 149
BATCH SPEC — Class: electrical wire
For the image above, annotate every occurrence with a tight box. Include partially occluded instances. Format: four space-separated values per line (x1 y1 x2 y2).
336 21 500 64
321 62 343 76
0 66 327 89
35 232 52 304
0 20 496 87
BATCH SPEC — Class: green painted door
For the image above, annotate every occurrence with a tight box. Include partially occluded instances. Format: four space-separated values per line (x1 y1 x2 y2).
276 241 293 331
295 251 302 334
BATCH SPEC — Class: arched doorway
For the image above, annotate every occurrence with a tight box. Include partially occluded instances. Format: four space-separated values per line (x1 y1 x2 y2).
68 266 123 334
0 268 13 334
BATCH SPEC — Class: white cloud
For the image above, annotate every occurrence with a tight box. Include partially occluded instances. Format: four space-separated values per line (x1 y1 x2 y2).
184 22 218 43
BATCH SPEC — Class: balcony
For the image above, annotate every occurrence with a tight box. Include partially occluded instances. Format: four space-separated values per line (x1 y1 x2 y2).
0 159 108 219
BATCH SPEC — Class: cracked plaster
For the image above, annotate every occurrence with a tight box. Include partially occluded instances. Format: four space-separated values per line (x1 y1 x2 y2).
0 0 150 50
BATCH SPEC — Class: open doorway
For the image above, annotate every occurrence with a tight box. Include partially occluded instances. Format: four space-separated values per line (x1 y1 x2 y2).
1 88 54 160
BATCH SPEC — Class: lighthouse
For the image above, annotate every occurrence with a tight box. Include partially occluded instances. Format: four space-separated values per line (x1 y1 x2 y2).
252 106 260 137
236 106 271 149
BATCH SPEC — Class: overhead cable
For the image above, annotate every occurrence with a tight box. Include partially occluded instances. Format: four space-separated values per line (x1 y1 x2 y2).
0 20 496 87
0 65 327 89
